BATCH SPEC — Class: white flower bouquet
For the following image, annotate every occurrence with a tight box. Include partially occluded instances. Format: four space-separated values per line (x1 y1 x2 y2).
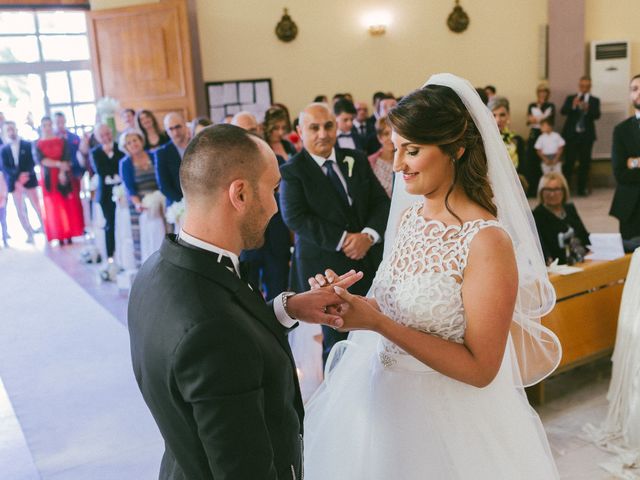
165 199 185 229
141 190 166 219
96 96 121 118
112 184 128 207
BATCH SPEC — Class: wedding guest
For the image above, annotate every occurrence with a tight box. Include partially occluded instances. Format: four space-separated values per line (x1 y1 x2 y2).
353 101 373 140
136 109 169 151
610 74 640 241
119 128 164 265
272 103 292 132
263 107 296 159
334 99 363 151
489 96 527 191
533 172 590 265
54 112 84 180
1 121 43 243
525 83 556 196
366 94 397 154
120 108 137 130
535 119 565 175
368 91 386 126
561 75 601 196
0 172 8 247
475 87 488 105
313 94 328 103
155 112 191 205
231 111 259 134
190 116 212 137
90 123 125 263
280 102 390 364
368 116 394 198
35 116 84 244
485 84 497 103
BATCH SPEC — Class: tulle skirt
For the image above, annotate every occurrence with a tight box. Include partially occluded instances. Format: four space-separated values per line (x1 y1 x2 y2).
304 332 559 479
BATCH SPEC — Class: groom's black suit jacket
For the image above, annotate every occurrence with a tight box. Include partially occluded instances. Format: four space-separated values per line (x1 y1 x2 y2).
279 148 390 296
128 236 304 480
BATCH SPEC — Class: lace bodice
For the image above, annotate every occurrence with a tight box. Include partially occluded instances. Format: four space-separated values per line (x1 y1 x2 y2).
371 202 502 358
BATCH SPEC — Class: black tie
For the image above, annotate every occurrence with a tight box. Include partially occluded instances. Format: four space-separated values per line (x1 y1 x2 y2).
217 255 238 277
323 159 350 206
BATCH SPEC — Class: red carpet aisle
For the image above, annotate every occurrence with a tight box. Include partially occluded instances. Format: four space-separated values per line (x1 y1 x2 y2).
0 248 163 479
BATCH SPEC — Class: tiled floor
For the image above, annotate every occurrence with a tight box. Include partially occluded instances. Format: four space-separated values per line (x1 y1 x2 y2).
2 187 635 479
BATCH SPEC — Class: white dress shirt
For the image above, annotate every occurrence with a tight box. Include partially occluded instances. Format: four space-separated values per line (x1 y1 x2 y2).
336 130 357 150
10 138 20 167
308 148 381 250
178 229 297 328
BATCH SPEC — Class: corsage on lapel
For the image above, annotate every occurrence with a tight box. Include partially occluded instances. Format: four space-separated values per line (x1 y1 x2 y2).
344 156 355 178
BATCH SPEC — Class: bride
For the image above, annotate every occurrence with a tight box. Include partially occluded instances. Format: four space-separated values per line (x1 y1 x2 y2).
303 74 562 479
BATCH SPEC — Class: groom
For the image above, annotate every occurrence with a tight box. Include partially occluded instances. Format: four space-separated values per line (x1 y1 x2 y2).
128 124 361 479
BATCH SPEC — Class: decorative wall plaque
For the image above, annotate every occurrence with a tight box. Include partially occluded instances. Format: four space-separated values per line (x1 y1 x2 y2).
276 8 298 42
447 0 470 33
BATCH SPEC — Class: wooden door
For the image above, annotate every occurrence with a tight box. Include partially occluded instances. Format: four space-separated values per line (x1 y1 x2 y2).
87 0 196 129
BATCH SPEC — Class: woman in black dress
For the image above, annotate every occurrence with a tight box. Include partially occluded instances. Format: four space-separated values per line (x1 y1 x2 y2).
533 172 590 264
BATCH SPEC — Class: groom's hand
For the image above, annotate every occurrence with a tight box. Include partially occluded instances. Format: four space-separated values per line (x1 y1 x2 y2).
288 270 364 327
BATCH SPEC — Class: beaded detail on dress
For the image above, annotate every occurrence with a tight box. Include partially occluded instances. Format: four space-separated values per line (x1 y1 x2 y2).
371 202 503 358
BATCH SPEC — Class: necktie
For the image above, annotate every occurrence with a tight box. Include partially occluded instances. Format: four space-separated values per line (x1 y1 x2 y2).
323 159 350 206
221 254 257 292
576 95 586 133
217 254 238 277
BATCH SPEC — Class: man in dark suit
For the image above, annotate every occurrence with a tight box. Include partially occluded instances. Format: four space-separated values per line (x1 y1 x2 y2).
334 99 364 152
1 121 42 243
561 76 601 196
128 124 360 479
610 74 640 241
280 102 391 364
353 101 375 142
155 112 191 205
233 111 292 300
365 95 397 154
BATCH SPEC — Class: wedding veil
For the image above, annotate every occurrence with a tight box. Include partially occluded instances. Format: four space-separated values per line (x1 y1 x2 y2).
384 73 561 386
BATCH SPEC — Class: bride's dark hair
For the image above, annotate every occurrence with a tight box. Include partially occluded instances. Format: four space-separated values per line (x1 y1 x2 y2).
387 84 497 222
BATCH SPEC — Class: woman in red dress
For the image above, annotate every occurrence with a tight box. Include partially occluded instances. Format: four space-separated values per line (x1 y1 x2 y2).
35 116 85 244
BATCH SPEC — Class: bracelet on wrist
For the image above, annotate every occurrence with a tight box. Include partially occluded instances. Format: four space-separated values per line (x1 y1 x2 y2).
282 292 297 319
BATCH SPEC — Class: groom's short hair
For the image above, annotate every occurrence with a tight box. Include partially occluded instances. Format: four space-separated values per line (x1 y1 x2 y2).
180 124 264 198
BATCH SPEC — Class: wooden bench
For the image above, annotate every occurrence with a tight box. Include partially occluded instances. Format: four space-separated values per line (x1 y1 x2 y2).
526 254 632 405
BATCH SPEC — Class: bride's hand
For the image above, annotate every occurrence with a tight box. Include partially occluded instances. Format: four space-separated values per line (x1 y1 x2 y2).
332 286 382 332
308 269 363 291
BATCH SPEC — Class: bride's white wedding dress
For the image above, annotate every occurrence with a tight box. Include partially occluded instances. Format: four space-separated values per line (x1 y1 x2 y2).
304 202 559 479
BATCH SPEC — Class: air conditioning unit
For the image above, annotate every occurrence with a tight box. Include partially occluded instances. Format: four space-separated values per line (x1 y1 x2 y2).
590 41 630 159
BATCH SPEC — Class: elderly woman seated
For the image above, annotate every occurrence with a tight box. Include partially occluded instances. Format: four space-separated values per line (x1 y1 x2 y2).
533 172 590 265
